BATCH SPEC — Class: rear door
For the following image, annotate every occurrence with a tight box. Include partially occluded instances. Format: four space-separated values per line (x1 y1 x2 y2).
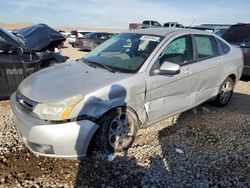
192 34 222 103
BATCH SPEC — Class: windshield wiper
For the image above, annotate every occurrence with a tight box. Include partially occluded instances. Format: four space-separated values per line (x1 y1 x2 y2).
82 59 115 73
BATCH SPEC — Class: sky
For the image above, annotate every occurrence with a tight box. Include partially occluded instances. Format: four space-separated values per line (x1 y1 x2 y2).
0 0 250 29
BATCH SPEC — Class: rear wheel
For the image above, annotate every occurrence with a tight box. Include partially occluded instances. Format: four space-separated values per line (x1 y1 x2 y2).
97 107 139 154
213 77 234 107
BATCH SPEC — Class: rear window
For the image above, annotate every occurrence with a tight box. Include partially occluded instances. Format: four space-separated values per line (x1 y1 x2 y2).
218 39 230 54
222 25 250 43
194 35 219 60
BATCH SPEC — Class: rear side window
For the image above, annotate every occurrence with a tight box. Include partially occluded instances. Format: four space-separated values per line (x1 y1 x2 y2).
194 35 219 60
218 39 230 54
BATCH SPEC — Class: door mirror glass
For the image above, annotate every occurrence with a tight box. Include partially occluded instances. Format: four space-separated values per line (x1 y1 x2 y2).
153 61 180 75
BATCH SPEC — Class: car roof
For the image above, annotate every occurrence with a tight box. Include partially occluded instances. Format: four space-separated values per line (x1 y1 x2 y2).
127 28 214 37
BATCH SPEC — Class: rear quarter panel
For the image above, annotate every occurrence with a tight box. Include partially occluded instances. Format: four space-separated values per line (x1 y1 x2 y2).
221 46 243 83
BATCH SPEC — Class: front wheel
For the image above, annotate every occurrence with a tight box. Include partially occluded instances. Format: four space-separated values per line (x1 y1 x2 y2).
97 107 139 154
213 77 234 107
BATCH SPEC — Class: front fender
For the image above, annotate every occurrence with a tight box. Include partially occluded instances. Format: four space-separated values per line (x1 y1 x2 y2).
70 84 148 125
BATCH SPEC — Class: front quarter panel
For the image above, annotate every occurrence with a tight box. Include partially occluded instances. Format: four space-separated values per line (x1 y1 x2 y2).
70 72 148 125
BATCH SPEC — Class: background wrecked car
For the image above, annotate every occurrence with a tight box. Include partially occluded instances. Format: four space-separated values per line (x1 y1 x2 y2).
0 24 68 99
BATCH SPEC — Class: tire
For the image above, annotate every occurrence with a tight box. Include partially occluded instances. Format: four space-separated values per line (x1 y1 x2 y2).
96 107 139 154
213 77 234 107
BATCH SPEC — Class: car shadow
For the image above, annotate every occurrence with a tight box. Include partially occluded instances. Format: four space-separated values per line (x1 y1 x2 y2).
240 75 250 82
74 91 250 187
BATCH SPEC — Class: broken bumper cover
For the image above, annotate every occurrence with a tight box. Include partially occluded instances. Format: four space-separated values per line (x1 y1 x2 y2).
10 94 99 159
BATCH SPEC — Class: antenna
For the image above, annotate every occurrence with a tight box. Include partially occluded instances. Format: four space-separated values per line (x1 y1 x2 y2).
189 19 196 27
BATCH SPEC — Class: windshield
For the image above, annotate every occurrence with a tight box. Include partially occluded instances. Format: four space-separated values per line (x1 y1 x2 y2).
1 28 24 46
83 33 163 73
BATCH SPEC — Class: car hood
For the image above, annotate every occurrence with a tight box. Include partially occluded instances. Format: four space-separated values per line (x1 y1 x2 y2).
15 24 65 52
18 60 132 103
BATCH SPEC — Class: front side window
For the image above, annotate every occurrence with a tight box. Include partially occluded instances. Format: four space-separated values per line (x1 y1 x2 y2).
194 35 219 60
159 35 193 65
154 22 161 26
0 33 12 49
83 33 163 73
0 35 7 43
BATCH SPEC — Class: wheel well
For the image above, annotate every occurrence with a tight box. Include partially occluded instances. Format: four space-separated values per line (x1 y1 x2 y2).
228 74 236 84
96 105 140 125
86 105 140 155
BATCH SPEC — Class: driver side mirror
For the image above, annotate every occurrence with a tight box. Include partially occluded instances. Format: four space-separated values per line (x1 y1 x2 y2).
153 61 181 75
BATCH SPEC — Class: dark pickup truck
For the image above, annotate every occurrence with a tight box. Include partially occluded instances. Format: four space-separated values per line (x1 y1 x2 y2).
222 23 250 76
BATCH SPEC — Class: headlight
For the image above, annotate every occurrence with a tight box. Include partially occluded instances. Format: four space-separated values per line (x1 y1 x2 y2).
33 95 83 121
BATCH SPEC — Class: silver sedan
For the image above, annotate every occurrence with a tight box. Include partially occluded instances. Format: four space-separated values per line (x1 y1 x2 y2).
11 28 243 159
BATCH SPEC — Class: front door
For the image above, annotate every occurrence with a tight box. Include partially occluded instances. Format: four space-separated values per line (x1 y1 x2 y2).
145 34 197 123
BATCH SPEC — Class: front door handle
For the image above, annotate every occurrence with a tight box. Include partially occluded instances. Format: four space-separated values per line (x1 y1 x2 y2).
185 67 192 74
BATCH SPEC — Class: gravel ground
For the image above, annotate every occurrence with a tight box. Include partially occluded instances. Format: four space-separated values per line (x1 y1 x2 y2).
0 79 250 187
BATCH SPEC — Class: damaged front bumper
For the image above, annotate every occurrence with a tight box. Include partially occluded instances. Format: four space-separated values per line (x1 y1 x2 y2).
10 94 99 159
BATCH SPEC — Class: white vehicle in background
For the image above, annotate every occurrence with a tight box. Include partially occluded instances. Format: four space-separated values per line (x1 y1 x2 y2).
69 30 77 45
163 22 184 28
58 30 69 37
129 20 162 30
